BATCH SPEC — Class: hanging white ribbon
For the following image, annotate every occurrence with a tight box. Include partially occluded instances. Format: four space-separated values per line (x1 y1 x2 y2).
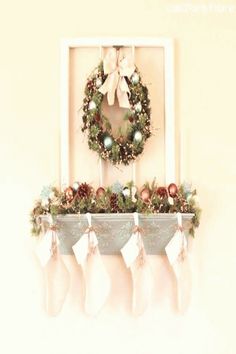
36 215 59 267
36 214 70 316
165 213 187 270
99 48 135 108
165 213 191 313
121 212 153 315
72 213 110 315
121 212 143 267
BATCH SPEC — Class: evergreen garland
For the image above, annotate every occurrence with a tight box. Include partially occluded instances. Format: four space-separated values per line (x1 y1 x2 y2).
30 181 201 237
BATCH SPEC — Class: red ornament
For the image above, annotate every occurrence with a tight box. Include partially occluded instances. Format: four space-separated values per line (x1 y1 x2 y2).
94 113 101 123
96 187 105 198
128 116 134 123
140 188 150 202
65 187 74 202
156 187 168 199
168 183 178 198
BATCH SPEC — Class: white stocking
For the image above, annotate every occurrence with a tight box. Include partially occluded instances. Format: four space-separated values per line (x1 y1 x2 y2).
121 213 153 316
36 223 70 316
165 213 191 313
72 213 110 316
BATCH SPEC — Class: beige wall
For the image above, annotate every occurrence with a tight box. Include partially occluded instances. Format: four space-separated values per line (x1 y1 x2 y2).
1 0 236 353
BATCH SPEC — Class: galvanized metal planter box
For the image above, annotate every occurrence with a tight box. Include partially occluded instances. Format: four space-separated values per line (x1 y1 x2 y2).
40 213 194 255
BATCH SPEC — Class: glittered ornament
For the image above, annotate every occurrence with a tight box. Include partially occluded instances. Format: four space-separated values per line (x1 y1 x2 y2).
88 100 96 110
65 187 74 202
156 187 168 199
40 185 53 200
168 183 178 198
140 188 150 202
103 136 113 150
111 181 123 194
110 193 119 212
131 72 139 85
96 187 105 198
134 102 142 113
133 131 142 143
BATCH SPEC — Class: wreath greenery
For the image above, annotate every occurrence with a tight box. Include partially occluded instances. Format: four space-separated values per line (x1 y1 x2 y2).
81 62 152 165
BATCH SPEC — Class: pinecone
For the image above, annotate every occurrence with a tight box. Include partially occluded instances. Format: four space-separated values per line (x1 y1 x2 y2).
87 80 94 90
156 187 168 199
110 193 119 212
77 183 91 199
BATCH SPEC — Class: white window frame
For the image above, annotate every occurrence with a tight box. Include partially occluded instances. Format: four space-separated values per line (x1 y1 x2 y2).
60 37 175 188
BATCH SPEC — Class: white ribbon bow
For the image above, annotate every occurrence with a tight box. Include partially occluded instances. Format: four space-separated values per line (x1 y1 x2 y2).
99 48 135 108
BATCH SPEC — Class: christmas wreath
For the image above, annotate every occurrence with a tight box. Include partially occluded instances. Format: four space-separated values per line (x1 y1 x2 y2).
81 48 152 165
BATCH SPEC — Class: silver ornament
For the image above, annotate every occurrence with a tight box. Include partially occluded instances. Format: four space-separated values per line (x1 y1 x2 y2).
103 136 113 150
134 131 142 142
122 187 130 197
135 102 142 113
88 100 96 110
73 182 79 191
131 72 139 85
96 78 102 88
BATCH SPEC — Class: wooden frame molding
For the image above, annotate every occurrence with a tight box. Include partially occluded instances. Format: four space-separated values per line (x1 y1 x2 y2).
60 37 175 187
